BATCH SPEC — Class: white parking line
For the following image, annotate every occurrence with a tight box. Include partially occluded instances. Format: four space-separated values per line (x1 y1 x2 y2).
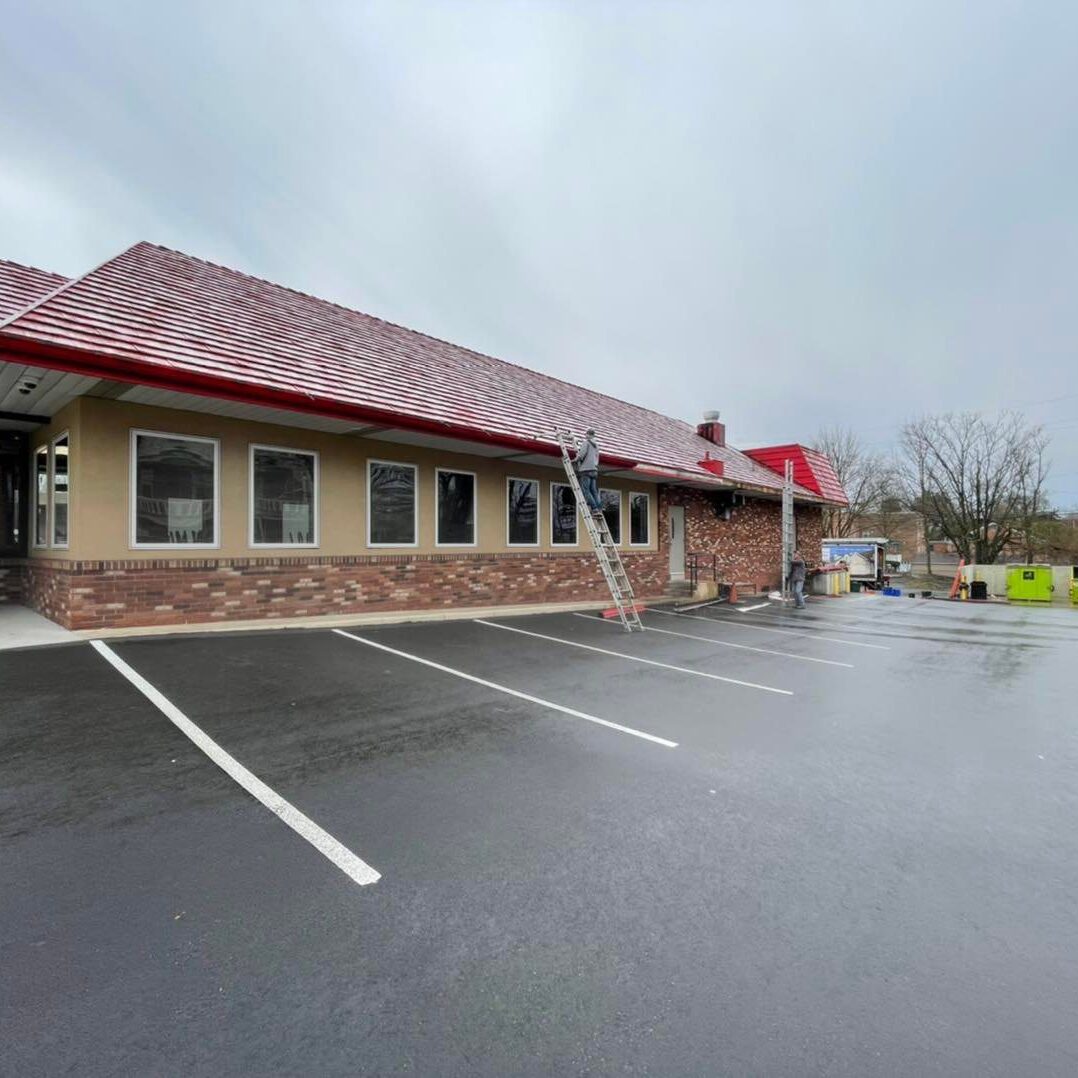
572 613 853 667
650 608 890 650
735 602 772 613
333 629 677 748
90 640 381 887
474 619 793 696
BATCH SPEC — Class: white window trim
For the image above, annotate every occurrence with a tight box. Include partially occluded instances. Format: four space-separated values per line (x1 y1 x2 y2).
629 491 651 547
435 467 478 548
599 488 623 547
505 476 540 548
50 430 70 549
129 428 221 550
32 443 49 549
367 458 419 549
549 480 579 547
248 443 320 549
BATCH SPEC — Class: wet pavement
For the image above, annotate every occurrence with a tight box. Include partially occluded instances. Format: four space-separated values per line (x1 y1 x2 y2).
3 596 1078 1076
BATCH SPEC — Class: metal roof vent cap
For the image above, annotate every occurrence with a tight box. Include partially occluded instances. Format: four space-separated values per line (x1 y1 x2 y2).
702 410 720 422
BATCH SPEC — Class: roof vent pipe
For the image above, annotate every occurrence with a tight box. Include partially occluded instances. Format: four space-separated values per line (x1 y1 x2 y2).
697 411 726 447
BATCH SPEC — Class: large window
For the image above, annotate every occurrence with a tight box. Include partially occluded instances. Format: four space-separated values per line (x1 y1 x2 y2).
600 489 621 544
436 468 476 546
368 460 417 546
507 477 539 546
131 430 219 548
250 445 317 547
630 492 650 546
33 444 48 547
51 432 69 548
551 482 577 545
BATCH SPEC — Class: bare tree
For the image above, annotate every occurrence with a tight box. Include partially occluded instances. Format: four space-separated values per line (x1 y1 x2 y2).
1014 437 1051 563
896 424 934 573
1029 513 1078 562
898 411 1049 564
813 426 888 537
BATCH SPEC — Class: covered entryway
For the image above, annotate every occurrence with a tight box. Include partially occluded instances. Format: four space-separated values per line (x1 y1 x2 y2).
0 429 28 558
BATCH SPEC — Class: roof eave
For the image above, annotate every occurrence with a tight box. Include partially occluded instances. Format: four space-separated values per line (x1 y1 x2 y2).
0 332 654 470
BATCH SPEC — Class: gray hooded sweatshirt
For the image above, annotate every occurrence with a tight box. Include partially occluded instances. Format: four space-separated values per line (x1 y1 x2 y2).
575 435 599 474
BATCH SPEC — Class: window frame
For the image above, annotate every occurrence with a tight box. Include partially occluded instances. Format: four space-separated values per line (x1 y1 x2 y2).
129 428 221 550
366 458 419 549
599 487 622 546
629 491 651 547
50 430 70 549
434 466 478 548
505 476 540 548
248 443 320 549
549 480 579 547
33 443 49 549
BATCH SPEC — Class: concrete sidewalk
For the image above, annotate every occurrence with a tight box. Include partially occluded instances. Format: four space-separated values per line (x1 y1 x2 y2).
0 604 78 650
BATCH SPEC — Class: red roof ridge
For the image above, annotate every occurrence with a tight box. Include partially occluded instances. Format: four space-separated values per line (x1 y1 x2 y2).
123 241 708 434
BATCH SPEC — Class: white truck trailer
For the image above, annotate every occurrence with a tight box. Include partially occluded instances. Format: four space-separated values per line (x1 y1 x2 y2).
821 537 889 590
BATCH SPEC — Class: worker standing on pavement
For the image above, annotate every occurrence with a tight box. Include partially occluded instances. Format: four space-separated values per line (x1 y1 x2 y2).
573 428 603 515
789 549 808 609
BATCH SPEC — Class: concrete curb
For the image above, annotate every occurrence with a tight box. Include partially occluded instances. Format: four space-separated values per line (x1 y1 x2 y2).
67 595 673 641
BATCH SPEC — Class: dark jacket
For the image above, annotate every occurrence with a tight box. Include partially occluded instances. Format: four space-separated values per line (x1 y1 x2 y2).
789 556 807 585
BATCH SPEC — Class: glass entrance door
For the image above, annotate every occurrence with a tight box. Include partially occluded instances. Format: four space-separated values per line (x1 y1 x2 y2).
0 431 29 557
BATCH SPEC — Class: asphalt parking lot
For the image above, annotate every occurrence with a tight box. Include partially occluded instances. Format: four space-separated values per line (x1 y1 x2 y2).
3 596 1078 1076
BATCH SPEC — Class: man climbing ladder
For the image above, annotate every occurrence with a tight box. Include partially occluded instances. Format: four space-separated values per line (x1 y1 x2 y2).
573 427 603 515
554 427 644 632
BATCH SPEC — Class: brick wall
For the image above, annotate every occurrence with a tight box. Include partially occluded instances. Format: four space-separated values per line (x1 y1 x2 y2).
662 489 823 591
17 551 670 631
0 559 24 606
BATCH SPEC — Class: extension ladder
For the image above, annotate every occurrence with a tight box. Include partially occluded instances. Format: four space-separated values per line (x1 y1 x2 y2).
554 428 644 632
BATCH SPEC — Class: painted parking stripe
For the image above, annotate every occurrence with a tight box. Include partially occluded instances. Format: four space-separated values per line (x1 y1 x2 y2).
475 619 793 696
732 604 927 633
735 602 772 613
573 613 854 668
90 640 381 887
333 629 677 748
650 607 890 650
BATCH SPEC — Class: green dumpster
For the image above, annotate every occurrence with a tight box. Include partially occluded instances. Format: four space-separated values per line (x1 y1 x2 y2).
1006 564 1054 603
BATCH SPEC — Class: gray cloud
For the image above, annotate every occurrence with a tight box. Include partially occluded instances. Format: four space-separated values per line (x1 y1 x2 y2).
2 0 1076 502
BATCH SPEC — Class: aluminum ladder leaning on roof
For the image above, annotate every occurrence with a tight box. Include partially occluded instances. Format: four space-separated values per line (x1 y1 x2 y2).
553 427 644 632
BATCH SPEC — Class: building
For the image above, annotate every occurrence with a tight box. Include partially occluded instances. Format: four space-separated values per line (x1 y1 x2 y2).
0 243 846 630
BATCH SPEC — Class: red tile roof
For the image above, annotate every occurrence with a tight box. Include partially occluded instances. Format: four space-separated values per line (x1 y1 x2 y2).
0 259 67 321
743 444 848 505
0 242 837 500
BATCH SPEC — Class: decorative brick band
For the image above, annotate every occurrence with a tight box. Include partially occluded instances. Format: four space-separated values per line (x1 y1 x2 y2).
20 550 659 573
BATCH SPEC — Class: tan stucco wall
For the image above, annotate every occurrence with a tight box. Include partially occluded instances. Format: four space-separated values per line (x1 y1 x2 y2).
47 397 659 560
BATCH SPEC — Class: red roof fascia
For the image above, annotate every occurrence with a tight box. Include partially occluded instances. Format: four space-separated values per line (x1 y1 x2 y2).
0 333 643 469
743 443 848 505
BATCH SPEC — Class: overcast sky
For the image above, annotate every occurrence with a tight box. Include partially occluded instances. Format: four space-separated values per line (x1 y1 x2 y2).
2 1 1076 503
